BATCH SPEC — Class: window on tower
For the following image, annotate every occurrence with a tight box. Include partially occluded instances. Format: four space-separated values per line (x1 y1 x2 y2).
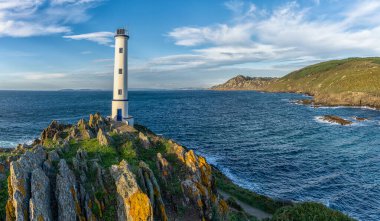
118 89 122 95
119 68 123 74
119 48 123 53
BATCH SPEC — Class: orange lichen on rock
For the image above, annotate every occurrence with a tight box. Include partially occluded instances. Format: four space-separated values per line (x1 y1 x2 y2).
126 191 152 221
218 199 229 215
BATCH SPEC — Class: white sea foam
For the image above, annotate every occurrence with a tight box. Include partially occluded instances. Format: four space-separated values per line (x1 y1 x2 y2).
0 139 34 148
313 116 359 126
315 105 378 111
314 116 340 125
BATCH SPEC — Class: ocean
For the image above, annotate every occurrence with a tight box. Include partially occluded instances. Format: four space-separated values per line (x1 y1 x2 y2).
0 90 379 220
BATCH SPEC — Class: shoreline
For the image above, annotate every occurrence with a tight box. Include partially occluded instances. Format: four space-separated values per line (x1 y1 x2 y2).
211 88 380 110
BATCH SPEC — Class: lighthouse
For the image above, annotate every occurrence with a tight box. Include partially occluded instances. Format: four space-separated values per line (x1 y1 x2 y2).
111 28 134 125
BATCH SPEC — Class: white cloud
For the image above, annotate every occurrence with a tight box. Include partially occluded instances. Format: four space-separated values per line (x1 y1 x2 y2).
63 32 114 46
24 73 66 80
140 0 380 76
0 0 102 37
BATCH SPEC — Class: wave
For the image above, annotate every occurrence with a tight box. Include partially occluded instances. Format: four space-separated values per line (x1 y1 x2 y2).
0 138 34 148
199 152 261 192
313 105 377 111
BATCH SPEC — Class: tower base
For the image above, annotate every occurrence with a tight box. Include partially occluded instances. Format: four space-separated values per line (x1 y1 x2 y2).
108 115 134 126
123 116 134 126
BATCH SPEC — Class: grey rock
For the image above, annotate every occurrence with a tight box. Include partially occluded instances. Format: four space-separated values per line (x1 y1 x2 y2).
7 147 47 221
29 168 52 221
110 160 153 221
48 150 60 162
139 161 168 220
139 132 151 148
97 128 111 146
56 159 80 221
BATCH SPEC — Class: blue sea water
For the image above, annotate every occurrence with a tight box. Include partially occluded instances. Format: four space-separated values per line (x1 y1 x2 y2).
0 90 379 220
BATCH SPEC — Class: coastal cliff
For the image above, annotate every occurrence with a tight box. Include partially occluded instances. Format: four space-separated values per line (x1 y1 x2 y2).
0 114 354 221
212 57 380 108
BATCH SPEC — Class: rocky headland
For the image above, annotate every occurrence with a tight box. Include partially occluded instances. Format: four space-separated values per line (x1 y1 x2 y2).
0 113 354 221
212 57 380 109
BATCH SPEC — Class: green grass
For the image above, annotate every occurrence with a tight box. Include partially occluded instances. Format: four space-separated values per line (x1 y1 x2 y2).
226 197 243 211
271 202 355 221
119 141 137 163
0 152 15 161
61 139 118 168
42 138 59 148
79 139 119 168
213 168 291 214
227 211 258 221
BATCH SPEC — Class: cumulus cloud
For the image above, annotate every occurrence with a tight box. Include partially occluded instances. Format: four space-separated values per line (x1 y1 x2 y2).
0 0 102 37
138 0 380 76
63 32 114 46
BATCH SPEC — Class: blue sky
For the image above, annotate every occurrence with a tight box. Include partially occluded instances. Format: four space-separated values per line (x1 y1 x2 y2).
0 0 380 90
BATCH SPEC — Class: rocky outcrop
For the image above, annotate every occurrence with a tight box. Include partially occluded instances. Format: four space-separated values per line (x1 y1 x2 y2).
138 161 167 221
29 168 52 221
321 115 353 125
7 147 46 220
56 159 81 221
110 160 153 221
181 150 215 220
3 113 333 221
138 132 151 148
76 119 95 140
97 128 111 146
156 153 171 185
89 113 109 132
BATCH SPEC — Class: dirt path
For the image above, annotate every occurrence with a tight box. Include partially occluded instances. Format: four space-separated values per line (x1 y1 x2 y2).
218 189 273 220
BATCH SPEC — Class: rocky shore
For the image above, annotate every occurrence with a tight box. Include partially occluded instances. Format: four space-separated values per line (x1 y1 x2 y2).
0 113 355 221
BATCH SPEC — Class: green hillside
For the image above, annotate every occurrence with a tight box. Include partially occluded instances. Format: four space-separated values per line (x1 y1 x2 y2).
213 57 380 108
270 57 380 94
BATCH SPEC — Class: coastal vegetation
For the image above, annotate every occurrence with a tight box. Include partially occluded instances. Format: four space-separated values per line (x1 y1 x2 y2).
0 114 355 220
212 57 380 108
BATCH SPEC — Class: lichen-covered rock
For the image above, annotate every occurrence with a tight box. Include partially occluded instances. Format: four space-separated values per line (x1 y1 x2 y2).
138 132 151 148
29 168 52 221
111 160 153 221
97 128 111 146
166 145 217 220
167 140 185 162
56 159 81 221
181 179 207 215
138 161 168 221
89 113 108 132
77 119 95 140
40 121 61 141
7 147 47 221
156 153 171 185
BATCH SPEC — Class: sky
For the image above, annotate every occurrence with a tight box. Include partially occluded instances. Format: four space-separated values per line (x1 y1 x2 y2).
0 0 380 90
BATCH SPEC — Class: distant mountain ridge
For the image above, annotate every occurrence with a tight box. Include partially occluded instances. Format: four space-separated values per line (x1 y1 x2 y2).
212 57 380 108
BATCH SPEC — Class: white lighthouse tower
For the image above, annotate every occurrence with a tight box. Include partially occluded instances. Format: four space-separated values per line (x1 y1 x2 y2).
111 28 134 125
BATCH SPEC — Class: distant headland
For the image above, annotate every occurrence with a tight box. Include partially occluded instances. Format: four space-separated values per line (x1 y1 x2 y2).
212 57 380 109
